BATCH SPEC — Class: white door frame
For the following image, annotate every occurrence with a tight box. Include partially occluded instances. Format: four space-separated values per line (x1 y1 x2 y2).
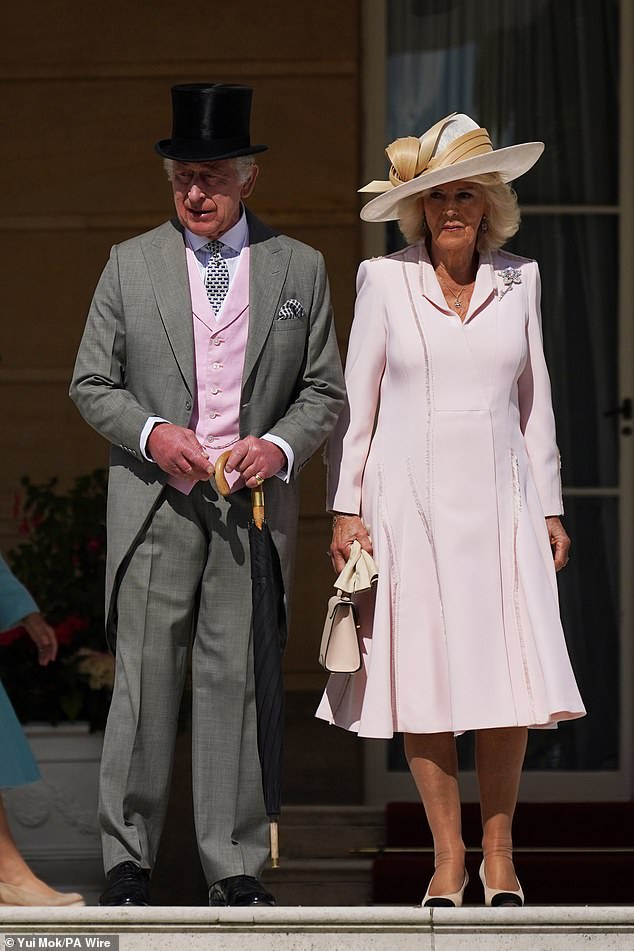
360 0 634 804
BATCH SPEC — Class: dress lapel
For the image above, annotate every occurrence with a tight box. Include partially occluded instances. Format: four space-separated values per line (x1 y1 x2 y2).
417 242 450 313
463 251 495 323
417 242 495 322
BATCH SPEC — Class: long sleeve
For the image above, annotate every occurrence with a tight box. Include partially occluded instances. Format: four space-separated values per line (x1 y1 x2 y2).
0 554 38 632
264 250 346 476
327 261 387 513
517 261 564 516
70 246 161 457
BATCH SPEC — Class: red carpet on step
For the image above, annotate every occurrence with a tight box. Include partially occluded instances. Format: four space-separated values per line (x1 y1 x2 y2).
372 802 634 905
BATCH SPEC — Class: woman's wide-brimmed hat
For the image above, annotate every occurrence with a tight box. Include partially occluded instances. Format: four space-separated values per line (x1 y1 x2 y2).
155 83 267 162
359 113 544 222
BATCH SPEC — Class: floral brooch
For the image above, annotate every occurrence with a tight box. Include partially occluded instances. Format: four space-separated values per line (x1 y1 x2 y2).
497 266 522 299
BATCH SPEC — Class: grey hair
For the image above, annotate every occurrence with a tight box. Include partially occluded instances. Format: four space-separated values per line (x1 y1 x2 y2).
163 155 256 184
397 173 521 252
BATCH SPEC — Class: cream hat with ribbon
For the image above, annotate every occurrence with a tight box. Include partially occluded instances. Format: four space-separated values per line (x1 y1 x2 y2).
359 112 544 222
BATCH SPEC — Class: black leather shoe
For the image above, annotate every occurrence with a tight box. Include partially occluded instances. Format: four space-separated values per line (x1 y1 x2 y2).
208 874 275 906
99 861 151 906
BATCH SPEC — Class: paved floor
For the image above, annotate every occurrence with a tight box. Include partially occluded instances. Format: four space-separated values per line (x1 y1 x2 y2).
1 905 634 951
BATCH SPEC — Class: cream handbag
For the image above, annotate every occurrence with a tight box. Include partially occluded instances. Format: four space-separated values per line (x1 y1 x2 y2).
319 540 378 673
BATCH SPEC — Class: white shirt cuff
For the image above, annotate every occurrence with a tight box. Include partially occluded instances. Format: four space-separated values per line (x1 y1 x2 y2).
140 416 170 461
262 434 294 483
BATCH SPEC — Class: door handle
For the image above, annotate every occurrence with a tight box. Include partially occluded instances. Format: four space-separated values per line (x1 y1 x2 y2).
603 397 632 420
603 397 632 434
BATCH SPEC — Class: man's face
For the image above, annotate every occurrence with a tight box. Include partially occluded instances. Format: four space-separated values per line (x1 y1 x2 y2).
170 159 258 239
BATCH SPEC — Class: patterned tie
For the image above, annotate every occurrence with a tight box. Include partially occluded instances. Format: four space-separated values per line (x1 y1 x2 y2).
203 240 230 313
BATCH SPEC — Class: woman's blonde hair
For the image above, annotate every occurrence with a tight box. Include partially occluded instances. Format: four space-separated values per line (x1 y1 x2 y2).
397 173 520 252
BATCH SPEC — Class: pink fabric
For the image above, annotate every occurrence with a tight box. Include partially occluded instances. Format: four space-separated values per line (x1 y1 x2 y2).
167 245 250 495
316 243 585 738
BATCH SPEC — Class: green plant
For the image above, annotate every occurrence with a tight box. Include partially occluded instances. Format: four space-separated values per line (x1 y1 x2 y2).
0 469 113 729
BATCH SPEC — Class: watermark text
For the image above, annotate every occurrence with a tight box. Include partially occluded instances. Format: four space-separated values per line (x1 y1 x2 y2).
3 937 118 950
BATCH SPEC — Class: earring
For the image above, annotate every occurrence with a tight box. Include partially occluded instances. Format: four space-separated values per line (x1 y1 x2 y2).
480 216 489 232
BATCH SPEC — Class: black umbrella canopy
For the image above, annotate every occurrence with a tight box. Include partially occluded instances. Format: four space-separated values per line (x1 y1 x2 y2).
249 499 287 822
214 457 287 866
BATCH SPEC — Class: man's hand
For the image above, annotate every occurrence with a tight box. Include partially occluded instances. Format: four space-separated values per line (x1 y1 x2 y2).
223 436 285 488
147 423 215 481
546 516 571 572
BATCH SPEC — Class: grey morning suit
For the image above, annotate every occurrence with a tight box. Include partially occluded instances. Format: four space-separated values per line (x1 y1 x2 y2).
70 210 345 882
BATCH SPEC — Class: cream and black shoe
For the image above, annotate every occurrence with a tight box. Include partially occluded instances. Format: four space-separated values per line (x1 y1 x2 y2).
422 870 469 907
479 859 524 907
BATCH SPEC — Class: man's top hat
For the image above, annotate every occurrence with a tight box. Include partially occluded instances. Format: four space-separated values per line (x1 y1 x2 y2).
155 83 267 162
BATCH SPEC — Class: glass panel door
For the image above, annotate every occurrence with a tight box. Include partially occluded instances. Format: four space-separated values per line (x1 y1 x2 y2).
362 0 632 802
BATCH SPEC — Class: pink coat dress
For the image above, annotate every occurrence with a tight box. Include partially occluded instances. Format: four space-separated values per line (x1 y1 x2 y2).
316 243 586 738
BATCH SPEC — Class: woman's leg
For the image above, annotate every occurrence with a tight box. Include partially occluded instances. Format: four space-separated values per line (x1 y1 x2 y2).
0 795 57 895
404 732 465 895
0 795 84 905
475 726 528 891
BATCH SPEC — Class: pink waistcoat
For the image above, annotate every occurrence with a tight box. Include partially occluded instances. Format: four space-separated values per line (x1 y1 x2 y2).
167 244 250 495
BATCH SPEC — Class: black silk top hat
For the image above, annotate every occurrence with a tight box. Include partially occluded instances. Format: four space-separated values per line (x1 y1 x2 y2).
155 83 267 162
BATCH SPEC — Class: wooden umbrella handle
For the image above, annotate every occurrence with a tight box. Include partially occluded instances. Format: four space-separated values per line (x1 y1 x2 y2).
214 450 265 528
213 450 233 497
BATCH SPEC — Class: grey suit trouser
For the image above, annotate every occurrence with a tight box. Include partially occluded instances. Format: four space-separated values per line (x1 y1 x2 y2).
98 481 269 884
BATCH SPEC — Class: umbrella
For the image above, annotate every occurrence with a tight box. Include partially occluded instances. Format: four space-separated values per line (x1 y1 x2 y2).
214 452 286 867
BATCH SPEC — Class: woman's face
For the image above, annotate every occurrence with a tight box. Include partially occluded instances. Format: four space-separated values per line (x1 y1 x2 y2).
422 180 487 256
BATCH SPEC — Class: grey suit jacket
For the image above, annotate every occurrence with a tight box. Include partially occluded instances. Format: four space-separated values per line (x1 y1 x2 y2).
70 210 345 631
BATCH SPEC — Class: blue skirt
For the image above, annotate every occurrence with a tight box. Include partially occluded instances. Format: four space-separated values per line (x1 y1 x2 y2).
0 680 40 787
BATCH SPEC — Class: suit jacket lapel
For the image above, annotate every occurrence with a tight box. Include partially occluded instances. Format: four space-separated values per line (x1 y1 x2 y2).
243 209 291 385
140 213 290 399
143 219 195 396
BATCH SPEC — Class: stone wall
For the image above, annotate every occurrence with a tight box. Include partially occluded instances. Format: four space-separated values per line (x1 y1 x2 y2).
0 2 362 714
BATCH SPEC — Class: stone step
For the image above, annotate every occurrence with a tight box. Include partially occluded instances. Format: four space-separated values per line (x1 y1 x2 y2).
260 806 383 906
1 905 633 950
269 805 385 859
9 803 383 905
262 858 373 906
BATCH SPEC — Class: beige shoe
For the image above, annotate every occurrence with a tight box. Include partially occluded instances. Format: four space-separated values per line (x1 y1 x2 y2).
422 870 469 907
0 881 85 907
479 859 524 907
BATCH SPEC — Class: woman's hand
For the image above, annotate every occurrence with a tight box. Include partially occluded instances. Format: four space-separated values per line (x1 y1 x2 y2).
22 612 58 665
546 516 571 572
329 514 373 574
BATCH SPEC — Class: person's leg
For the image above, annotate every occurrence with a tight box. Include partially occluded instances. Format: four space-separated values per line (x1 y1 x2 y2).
192 486 269 885
404 732 466 896
99 489 207 873
0 795 82 903
0 794 45 889
475 726 528 892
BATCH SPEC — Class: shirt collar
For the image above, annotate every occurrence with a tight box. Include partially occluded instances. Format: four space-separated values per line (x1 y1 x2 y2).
185 204 249 254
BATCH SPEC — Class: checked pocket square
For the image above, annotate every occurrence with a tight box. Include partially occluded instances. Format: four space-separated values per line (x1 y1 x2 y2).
277 298 305 320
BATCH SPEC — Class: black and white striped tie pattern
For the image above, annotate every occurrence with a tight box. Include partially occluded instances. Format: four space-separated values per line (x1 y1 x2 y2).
203 240 230 313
